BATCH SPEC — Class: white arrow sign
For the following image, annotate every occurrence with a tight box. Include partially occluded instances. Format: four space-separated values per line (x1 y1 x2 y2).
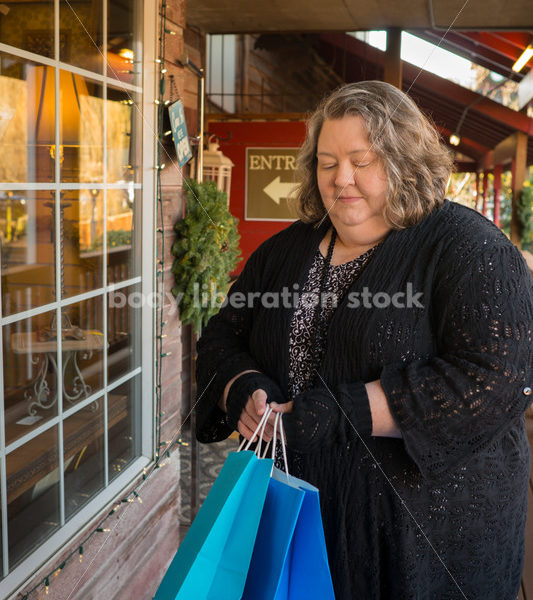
263 176 298 205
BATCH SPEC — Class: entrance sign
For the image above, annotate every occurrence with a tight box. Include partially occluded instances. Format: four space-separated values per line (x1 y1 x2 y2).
245 148 299 221
169 100 192 167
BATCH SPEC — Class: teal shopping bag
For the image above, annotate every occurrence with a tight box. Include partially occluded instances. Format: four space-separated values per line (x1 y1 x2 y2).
154 450 273 600
242 467 335 600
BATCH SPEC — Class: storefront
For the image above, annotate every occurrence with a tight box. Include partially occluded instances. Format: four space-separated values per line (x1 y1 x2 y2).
0 1 171 597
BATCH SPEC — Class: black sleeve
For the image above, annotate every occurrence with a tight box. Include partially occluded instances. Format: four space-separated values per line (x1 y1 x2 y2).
194 239 274 443
380 242 533 480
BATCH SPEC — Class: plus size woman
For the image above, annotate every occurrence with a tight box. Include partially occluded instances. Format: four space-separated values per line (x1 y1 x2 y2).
195 81 533 599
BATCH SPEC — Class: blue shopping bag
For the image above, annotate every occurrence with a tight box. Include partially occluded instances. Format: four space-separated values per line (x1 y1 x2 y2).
154 450 273 600
242 467 335 600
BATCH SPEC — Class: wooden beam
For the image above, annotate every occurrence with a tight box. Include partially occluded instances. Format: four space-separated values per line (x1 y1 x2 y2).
492 132 518 168
321 33 533 135
511 132 528 246
384 28 402 89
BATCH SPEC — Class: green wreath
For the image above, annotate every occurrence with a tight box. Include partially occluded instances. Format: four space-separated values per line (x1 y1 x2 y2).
171 179 241 332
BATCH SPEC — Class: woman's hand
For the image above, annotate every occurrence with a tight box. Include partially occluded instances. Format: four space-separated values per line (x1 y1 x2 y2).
224 371 287 441
237 389 275 442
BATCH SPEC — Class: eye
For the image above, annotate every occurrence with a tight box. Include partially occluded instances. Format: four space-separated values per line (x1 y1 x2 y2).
319 163 336 170
352 163 370 169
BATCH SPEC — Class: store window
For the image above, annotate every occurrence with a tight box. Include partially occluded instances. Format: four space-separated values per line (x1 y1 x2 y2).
0 0 149 591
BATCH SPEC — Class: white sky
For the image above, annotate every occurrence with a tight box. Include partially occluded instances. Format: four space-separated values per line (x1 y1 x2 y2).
360 30 500 88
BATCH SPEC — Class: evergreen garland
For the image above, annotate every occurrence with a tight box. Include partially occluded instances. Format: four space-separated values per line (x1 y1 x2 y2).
171 179 241 332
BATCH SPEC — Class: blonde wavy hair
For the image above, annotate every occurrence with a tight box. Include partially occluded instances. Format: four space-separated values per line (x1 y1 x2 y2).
293 81 453 229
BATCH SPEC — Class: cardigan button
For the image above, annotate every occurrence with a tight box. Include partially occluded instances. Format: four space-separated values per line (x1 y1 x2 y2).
524 387 532 396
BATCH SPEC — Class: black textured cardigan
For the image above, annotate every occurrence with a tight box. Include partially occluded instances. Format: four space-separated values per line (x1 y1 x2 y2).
195 199 533 600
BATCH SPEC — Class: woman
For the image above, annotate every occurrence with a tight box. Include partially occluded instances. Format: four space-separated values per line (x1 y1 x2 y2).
195 81 533 599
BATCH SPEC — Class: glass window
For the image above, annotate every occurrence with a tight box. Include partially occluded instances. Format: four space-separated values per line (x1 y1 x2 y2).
0 0 148 589
107 0 141 85
7 426 60 569
60 0 104 74
0 53 56 184
64 400 105 519
3 310 58 446
107 284 141 385
1 190 56 316
60 74 104 184
108 376 141 482
0 2 54 59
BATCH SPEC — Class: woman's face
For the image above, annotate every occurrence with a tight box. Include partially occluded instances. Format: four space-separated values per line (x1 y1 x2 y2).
316 115 389 232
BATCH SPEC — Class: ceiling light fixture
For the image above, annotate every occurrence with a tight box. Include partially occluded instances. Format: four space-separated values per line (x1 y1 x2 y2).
512 45 533 73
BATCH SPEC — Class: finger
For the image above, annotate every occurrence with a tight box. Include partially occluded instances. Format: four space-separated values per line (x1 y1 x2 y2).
237 421 257 442
270 401 294 414
240 408 260 434
251 389 268 415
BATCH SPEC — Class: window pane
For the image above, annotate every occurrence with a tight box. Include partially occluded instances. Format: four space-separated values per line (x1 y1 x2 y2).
107 285 141 384
107 188 139 284
60 0 103 73
64 400 105 520
108 376 141 482
60 74 103 183
3 310 58 446
60 298 105 410
107 87 140 184
0 2 54 58
1 190 56 316
62 190 104 299
107 0 141 84
7 426 60 569
0 53 56 183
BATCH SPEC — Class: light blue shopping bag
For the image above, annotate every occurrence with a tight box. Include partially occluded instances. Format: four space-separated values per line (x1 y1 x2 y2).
242 467 336 600
154 450 273 600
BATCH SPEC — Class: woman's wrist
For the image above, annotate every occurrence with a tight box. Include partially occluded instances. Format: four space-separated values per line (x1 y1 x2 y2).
219 370 260 412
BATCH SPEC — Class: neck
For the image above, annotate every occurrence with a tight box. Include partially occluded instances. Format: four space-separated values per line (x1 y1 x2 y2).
331 219 391 251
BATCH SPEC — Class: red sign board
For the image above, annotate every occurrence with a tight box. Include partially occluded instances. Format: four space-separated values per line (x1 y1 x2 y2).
208 121 306 275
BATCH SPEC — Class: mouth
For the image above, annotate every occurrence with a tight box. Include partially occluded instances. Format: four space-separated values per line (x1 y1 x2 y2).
337 196 363 204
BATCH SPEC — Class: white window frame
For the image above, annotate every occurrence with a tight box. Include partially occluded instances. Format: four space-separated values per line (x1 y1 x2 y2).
0 0 157 596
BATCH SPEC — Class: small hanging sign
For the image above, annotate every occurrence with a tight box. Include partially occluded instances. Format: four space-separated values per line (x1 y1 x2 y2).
168 100 192 167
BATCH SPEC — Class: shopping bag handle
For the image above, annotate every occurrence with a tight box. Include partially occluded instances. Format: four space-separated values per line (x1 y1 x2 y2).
237 407 290 476
238 407 273 453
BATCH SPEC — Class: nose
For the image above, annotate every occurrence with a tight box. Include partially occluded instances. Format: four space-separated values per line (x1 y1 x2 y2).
334 160 356 189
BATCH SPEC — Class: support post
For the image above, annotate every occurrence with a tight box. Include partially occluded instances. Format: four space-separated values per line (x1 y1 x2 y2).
482 170 489 216
384 29 402 89
511 131 527 246
493 163 502 227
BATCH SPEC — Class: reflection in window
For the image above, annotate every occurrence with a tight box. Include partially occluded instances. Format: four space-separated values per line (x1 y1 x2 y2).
107 0 141 84
107 285 141 385
1 190 56 316
60 0 103 74
0 2 54 59
61 190 105 298
108 376 141 482
60 73 104 183
61 298 105 408
107 188 139 284
3 310 58 446
107 87 140 184
7 427 60 569
64 400 105 519
0 54 56 183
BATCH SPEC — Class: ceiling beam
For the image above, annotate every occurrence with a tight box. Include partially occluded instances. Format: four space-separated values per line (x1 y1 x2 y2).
321 32 533 134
